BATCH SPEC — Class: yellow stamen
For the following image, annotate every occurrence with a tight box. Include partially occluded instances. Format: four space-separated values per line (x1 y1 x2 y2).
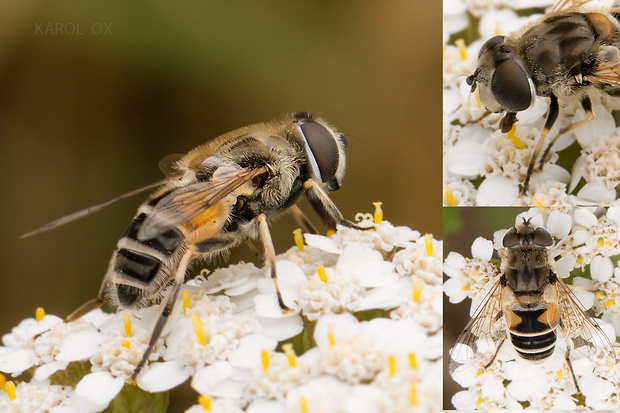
35 307 45 322
317 266 328 283
182 289 191 315
475 369 484 377
494 21 501 35
327 326 336 347
0 373 5 389
388 354 396 377
293 229 304 252
557 370 562 380
455 39 467 60
373 202 383 225
607 299 615 308
122 314 131 337
476 397 482 408
598 238 604 249
596 291 604 298
409 352 418 369
412 279 424 303
424 234 433 256
282 343 296 367
507 124 526 149
4 381 16 401
261 349 270 372
444 186 456 206
300 396 309 413
474 89 481 108
121 339 131 349
198 395 211 411
326 229 336 237
577 257 584 266
191 313 207 346
462 285 471 291
410 385 418 406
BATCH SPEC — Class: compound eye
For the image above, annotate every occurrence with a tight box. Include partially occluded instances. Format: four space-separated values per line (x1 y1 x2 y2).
300 121 340 184
503 227 519 248
533 227 553 247
491 59 533 112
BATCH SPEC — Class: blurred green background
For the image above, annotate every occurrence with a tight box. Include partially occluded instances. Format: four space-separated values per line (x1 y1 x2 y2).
0 1 441 410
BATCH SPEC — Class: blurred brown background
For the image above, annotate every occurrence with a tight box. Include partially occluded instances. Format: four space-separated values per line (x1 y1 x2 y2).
0 0 441 410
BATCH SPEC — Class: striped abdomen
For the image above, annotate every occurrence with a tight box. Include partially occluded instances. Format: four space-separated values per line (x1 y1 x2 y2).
508 307 557 360
104 201 187 309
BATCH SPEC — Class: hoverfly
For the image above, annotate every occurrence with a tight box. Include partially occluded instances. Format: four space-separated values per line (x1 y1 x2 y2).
24 112 368 380
466 0 620 195
448 217 615 393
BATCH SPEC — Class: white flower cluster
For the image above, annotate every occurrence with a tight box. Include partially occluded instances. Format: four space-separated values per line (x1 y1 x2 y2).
0 213 442 413
444 207 620 409
443 0 620 205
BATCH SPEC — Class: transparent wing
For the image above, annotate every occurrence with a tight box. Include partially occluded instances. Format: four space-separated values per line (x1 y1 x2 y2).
137 166 268 240
589 46 620 87
449 279 507 381
21 176 176 238
550 0 592 13
554 277 616 360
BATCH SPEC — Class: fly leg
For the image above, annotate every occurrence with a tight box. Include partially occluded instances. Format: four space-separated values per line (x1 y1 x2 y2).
66 297 105 322
521 94 559 195
303 179 372 231
291 205 319 234
257 213 292 313
537 96 594 170
131 246 195 382
565 349 582 394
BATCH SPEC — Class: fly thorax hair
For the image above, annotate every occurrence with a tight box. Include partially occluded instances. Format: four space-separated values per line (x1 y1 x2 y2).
258 151 302 209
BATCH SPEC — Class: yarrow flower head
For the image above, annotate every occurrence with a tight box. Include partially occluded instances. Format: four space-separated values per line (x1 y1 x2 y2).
0 207 442 412
445 207 620 409
443 0 620 205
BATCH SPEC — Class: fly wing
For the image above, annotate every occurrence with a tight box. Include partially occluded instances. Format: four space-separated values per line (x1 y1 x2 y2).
554 277 616 360
136 165 268 240
550 0 593 13
449 279 507 383
589 45 620 87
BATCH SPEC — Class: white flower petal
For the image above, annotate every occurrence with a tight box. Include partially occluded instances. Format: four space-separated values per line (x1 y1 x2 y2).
256 315 303 341
0 348 36 374
574 208 598 229
303 234 341 254
313 313 358 348
590 256 613 283
471 237 493 262
34 360 69 381
577 182 616 204
74 371 124 411
138 360 189 392
56 330 102 362
191 361 243 398
546 210 572 239
228 333 278 369
476 177 519 206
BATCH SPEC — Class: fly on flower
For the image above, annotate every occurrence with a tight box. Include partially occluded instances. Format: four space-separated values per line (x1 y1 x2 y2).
449 217 616 393
466 0 620 195
22 112 369 381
